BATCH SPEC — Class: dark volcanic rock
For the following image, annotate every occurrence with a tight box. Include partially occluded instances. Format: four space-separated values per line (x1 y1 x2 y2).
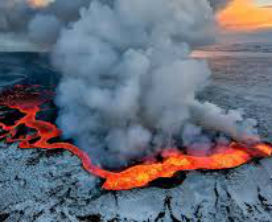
1 144 272 221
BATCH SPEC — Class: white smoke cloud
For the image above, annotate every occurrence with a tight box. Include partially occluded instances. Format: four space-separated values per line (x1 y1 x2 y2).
0 0 260 167
190 101 260 143
52 0 259 168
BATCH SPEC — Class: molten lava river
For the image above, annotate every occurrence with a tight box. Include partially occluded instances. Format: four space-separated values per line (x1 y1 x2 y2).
1 86 272 191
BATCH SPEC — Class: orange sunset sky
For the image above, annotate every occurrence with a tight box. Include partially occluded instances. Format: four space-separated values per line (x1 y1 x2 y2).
217 0 272 31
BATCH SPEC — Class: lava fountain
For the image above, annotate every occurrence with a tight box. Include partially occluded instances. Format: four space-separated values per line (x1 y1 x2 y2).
0 86 272 190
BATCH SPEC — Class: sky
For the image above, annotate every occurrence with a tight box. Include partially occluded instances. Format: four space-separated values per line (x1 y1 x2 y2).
217 0 272 31
256 0 272 6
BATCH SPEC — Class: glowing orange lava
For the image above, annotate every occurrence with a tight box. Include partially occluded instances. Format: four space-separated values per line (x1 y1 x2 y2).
217 0 272 31
1 86 272 190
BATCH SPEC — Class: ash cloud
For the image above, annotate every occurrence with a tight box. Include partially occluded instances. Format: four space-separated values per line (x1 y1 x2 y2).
53 0 259 167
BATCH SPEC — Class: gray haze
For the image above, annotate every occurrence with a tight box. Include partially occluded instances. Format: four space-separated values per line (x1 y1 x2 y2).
0 0 92 48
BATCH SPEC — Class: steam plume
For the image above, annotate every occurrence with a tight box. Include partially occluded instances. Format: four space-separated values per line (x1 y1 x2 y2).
53 0 258 167
0 0 259 167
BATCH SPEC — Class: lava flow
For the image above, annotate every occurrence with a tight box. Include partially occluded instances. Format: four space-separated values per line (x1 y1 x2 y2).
1 86 272 191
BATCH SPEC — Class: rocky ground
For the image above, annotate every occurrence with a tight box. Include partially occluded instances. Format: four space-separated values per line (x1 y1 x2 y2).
1 52 272 221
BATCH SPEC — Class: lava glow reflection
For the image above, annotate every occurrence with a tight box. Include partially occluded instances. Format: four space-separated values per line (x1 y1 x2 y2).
0 86 272 190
